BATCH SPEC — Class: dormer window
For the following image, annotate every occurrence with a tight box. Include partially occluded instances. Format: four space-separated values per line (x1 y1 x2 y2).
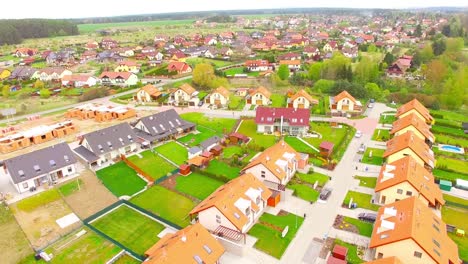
18 170 25 178
107 141 112 148
64 155 69 162
127 135 133 141
49 160 56 167
33 165 41 173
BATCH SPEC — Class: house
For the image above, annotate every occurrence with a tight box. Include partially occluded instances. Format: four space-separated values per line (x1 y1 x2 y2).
73 123 137 167
200 136 222 152
0 68 11 80
32 67 72 82
323 41 337 52
386 63 404 78
330 90 363 115
189 173 272 235
278 52 301 61
45 51 75 66
383 131 435 170
144 223 225 264
114 61 140 74
205 86 230 107
135 84 162 103
14 48 37 57
96 50 124 63
85 41 99 50
100 38 118 49
141 46 156 54
246 86 271 106
167 61 192 75
188 146 203 159
80 50 97 62
255 107 310 136
287 89 318 109
9 66 37 80
395 99 434 125
375 156 444 210
99 72 138 86
245 60 271 72
279 60 301 72
0 142 77 194
369 197 459 264
133 109 195 143
342 47 358 58
61 75 97 87
390 113 434 146
364 257 404 264
242 140 304 190
171 83 199 106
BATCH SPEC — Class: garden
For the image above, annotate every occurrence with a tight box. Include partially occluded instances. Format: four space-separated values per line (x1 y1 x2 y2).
371 129 391 142
91 205 165 256
204 159 241 179
96 162 147 197
343 191 380 211
154 141 188 165
361 147 385 166
175 173 225 200
332 239 364 264
130 185 196 227
378 113 396 124
180 112 237 134
270 93 286 107
441 195 468 262
248 212 304 259
354 176 377 189
287 172 329 202
178 126 219 147
127 151 177 181
237 119 278 148
58 179 84 197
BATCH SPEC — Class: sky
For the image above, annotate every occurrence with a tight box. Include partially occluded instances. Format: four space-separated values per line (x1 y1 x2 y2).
1 0 467 19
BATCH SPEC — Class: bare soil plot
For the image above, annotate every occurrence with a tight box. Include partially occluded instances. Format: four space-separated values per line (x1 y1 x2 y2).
10 189 81 250
0 206 33 264
60 169 118 219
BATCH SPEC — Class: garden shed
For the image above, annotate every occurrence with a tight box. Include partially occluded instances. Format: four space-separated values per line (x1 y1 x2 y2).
439 180 452 191
455 179 468 191
332 244 348 260
267 190 281 207
179 164 191 175
319 141 334 158
327 256 347 264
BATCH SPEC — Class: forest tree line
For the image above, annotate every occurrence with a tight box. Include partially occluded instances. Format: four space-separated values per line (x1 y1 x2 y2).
0 19 78 45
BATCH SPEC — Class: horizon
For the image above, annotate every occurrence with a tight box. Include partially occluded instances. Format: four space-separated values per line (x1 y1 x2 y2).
1 0 467 20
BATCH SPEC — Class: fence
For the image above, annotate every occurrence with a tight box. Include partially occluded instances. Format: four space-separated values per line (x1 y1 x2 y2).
121 155 154 183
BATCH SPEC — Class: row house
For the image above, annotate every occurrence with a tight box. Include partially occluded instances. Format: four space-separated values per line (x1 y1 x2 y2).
99 72 138 86
65 103 136 122
395 99 434 125
390 113 434 147
61 75 98 87
255 107 310 136
32 67 72 82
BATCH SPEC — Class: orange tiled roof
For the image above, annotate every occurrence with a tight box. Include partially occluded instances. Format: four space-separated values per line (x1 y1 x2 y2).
212 86 230 98
390 113 434 142
178 83 196 95
333 90 356 104
395 99 433 123
250 86 271 99
369 197 459 264
243 140 301 181
190 173 272 232
364 256 404 264
375 156 444 207
140 84 161 97
279 59 301 65
383 131 434 168
290 89 318 105
144 223 225 264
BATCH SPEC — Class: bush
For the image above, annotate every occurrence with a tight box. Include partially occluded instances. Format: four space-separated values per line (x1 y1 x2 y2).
191 167 231 183
78 87 108 102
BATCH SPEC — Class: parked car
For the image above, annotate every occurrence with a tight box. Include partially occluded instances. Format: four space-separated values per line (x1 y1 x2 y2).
358 143 366 153
358 212 377 223
198 101 204 107
319 188 332 201
355 131 362 138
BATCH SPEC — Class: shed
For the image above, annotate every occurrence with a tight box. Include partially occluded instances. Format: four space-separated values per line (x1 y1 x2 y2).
187 156 209 168
332 245 348 260
319 141 334 158
439 180 452 191
298 153 309 170
210 145 223 156
455 179 468 191
463 122 468 134
267 190 281 207
327 256 347 264
179 164 191 176
228 132 249 145
201 151 214 160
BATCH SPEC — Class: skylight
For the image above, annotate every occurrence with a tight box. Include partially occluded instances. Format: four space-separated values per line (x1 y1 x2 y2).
193 255 203 264
18 170 25 177
234 212 240 219
203 245 212 254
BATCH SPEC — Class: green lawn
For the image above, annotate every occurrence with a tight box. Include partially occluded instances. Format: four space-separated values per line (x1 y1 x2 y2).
431 109 468 123
113 254 141 264
175 173 224 200
222 145 243 158
288 184 320 202
248 212 304 259
443 194 468 207
303 122 354 160
58 179 84 197
441 195 468 263
228 95 246 110
44 228 121 264
130 185 195 227
371 129 391 142
448 233 468 262
155 141 188 165
361 148 385 166
270 94 286 107
180 112 236 134
342 217 374 237
343 191 380 211
78 19 195 33
92 205 165 256
204 160 241 179
432 125 468 139
355 176 377 189
434 133 468 148
378 114 396 124
284 136 318 154
436 157 468 175
433 169 467 182
237 119 278 148
333 239 364 264
224 67 245 76
186 58 233 68
96 162 147 197
15 189 61 212
296 172 329 186
178 126 218 147
127 151 177 180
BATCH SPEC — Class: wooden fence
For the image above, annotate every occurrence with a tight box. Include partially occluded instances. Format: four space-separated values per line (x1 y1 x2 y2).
121 155 154 184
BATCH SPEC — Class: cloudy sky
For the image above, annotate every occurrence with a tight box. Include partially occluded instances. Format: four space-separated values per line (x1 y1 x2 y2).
1 0 466 19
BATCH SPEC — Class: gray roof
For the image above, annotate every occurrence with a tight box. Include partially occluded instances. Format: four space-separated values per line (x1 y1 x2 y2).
188 146 202 155
81 123 137 155
2 142 76 184
10 66 37 79
200 136 221 150
73 146 99 162
134 109 195 142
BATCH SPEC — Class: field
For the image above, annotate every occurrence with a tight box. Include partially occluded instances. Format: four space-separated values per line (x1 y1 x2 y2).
237 119 278 148
180 112 237 133
204 159 241 179
0 96 77 117
78 19 196 33
343 191 380 211
130 185 195 227
43 228 121 264
355 176 377 189
114 254 141 264
91 205 165 256
175 173 224 200
248 212 304 259
371 129 391 142
0 206 33 264
155 141 188 165
127 151 177 180
96 162 147 197
361 148 385 166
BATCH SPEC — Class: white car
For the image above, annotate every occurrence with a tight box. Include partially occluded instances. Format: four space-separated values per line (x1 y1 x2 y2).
355 131 362 138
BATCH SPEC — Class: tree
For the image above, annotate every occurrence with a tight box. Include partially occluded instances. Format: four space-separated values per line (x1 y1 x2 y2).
312 79 334 93
2 85 9 98
354 57 379 84
414 24 422 37
432 38 446 56
445 37 464 54
419 45 434 63
364 82 385 100
34 80 45 89
192 63 215 88
425 60 448 92
308 62 323 81
383 52 395 65
39 88 51 99
277 64 290 80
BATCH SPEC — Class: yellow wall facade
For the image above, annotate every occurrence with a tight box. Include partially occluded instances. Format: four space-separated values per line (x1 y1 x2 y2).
374 239 436 264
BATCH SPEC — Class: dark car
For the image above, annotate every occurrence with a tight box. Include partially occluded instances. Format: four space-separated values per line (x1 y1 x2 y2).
358 212 377 223
319 188 332 200
198 100 204 107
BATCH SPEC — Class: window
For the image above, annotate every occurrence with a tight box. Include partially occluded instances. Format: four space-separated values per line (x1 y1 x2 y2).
22 182 28 189
68 166 73 173
414 251 422 258
433 248 441 257
433 239 440 248
397 189 403 194
432 223 440 232
377 253 383 259
406 191 413 196
216 218 221 224
261 171 266 178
